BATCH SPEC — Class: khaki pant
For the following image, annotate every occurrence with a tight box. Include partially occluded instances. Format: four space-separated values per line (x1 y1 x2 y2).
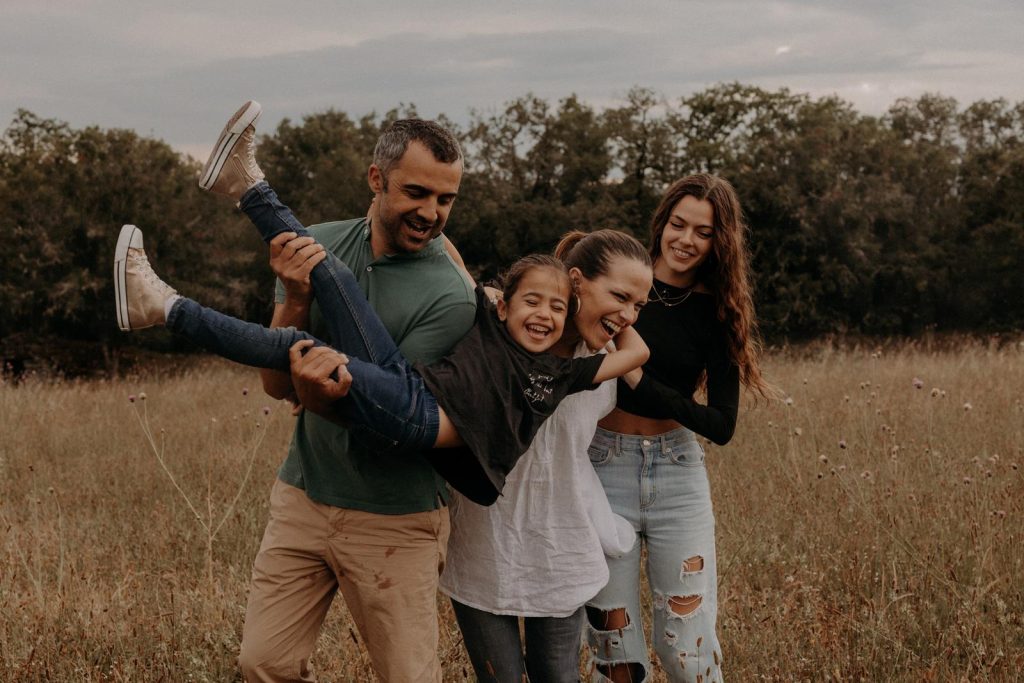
239 480 450 682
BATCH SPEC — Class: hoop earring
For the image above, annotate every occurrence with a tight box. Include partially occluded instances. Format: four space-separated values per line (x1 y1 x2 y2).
571 294 581 317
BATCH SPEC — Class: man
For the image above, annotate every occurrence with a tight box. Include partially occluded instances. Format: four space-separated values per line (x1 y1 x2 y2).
203 104 476 682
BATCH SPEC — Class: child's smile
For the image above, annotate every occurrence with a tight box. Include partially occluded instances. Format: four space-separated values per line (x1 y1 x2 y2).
496 266 572 354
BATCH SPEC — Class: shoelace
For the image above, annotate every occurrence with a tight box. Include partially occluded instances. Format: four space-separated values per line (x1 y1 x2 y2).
240 129 263 179
128 250 176 295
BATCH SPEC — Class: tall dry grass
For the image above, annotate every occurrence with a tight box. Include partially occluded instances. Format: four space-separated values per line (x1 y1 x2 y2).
0 343 1021 681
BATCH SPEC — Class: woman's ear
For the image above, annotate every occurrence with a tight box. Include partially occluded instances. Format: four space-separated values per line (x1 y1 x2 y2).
568 266 583 289
495 297 508 322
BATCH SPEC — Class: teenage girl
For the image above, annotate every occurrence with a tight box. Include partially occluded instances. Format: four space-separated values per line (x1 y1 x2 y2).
584 174 772 683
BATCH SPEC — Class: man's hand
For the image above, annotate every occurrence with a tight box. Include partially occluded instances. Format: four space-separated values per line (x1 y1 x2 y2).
288 340 353 418
270 232 327 301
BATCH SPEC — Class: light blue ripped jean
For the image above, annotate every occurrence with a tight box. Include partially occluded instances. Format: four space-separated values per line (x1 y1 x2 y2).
585 426 723 683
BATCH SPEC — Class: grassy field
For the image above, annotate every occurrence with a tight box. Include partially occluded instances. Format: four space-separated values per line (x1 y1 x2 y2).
1 342 1021 681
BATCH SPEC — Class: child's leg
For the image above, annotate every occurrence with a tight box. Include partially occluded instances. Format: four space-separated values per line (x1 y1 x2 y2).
114 224 438 451
238 181 401 368
238 181 308 243
165 298 438 452
167 297 319 372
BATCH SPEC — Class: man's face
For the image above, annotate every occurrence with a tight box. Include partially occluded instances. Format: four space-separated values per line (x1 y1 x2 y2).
369 141 462 255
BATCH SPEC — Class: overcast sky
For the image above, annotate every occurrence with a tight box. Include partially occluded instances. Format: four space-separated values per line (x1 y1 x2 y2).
3 0 1022 159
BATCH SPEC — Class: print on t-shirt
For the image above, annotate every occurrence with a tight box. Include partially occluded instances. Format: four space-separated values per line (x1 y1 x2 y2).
524 372 556 405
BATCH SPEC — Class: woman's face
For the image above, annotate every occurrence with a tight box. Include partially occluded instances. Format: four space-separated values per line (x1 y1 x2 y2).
655 195 715 288
568 256 652 351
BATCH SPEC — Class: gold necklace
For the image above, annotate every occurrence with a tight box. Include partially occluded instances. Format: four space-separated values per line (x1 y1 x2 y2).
649 283 694 307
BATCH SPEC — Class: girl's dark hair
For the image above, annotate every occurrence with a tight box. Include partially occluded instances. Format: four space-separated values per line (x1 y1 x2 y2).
649 173 771 398
497 254 570 301
553 229 651 279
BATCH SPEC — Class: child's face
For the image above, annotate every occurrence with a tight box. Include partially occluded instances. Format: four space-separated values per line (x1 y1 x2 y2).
496 266 572 353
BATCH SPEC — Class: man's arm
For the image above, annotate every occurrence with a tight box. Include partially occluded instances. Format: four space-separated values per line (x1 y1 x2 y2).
259 233 326 401
441 234 475 288
260 302 309 400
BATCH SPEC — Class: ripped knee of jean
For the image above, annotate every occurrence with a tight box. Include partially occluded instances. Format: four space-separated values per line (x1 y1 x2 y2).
654 555 723 680
586 605 631 631
585 606 648 681
662 554 707 620
681 554 704 574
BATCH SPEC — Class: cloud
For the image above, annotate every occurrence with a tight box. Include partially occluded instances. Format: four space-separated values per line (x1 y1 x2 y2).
2 0 1023 154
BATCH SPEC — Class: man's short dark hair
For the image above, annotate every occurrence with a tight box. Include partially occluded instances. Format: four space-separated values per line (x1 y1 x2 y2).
373 119 462 186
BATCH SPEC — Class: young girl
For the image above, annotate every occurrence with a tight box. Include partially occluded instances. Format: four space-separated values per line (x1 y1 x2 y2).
583 174 772 683
113 112 647 506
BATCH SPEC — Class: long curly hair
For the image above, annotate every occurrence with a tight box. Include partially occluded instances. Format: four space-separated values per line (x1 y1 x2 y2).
649 174 771 397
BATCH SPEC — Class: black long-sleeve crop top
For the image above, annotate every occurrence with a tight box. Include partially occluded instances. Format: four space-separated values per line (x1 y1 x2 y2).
615 281 740 445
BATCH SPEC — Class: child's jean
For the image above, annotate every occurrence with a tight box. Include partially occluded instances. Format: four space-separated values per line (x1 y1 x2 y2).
165 181 439 453
584 426 723 683
450 600 585 683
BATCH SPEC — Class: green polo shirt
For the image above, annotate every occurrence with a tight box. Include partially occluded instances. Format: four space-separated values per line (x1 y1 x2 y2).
274 218 476 513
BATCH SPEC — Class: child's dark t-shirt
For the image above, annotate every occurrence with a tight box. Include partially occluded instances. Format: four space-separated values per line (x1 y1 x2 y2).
414 286 604 504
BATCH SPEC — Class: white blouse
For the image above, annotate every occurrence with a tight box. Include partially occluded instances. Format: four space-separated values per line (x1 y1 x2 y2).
440 343 633 617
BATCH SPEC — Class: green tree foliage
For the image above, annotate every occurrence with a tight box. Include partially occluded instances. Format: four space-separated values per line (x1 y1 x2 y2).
2 87 1022 374
452 94 623 279
256 109 377 224
953 98 1024 328
0 110 299 372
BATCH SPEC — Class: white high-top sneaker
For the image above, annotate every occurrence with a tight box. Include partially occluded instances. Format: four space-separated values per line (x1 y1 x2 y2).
198 100 265 200
114 224 178 331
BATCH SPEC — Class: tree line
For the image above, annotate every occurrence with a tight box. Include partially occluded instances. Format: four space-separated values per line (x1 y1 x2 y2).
2 84 1022 374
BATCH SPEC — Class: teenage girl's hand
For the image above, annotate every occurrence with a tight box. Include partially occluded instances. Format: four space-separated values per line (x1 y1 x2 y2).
288 340 352 418
270 232 326 302
483 285 503 305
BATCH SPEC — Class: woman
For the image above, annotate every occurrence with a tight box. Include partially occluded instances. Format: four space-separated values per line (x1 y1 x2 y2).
441 229 653 682
585 174 771 683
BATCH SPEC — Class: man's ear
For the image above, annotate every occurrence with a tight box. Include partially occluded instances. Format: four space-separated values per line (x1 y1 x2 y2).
495 297 508 322
368 164 384 194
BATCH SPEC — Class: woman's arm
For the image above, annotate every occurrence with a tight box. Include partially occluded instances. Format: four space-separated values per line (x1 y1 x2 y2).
592 326 650 384
624 361 739 445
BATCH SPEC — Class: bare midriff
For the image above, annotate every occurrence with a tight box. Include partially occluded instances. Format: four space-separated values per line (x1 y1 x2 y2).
598 407 682 436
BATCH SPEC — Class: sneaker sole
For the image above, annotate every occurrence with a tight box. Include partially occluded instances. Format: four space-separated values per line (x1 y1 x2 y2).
114 224 139 331
198 101 262 190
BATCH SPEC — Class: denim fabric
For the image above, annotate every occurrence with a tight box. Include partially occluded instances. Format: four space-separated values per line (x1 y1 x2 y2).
165 182 439 453
451 599 585 683
585 426 722 683
239 180 308 242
